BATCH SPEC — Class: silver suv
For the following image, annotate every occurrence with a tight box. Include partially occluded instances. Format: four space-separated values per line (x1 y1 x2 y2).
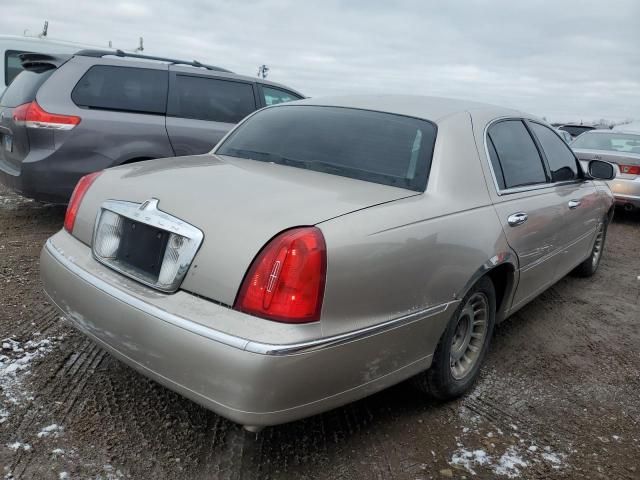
0 50 303 203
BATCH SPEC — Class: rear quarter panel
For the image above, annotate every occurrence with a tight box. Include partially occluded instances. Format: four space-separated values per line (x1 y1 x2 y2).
35 56 175 169
318 112 513 337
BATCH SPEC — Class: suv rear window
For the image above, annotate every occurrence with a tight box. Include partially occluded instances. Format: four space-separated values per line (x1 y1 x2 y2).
217 105 437 192
0 68 54 108
168 75 256 123
72 66 168 114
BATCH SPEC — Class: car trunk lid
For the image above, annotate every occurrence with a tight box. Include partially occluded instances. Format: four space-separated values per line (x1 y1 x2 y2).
75 154 420 305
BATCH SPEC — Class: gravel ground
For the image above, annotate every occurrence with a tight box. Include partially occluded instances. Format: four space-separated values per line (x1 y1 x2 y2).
0 184 639 480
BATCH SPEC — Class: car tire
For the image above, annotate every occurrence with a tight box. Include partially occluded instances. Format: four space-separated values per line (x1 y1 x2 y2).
413 276 496 400
571 217 608 278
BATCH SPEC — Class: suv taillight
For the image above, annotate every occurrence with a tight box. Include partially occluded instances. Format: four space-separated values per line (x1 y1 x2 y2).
234 227 327 323
64 171 102 233
13 101 80 130
619 164 640 176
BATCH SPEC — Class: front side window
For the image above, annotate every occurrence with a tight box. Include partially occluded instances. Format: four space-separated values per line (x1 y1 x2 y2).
5 50 31 87
487 120 547 190
530 122 579 182
262 86 301 106
168 75 256 123
72 66 168 114
217 105 437 192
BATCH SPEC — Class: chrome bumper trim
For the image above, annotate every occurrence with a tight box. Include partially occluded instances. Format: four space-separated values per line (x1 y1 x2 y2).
45 239 452 356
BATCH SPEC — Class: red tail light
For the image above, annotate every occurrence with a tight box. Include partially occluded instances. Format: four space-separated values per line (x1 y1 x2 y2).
64 171 102 233
234 227 327 323
13 101 80 130
619 164 640 175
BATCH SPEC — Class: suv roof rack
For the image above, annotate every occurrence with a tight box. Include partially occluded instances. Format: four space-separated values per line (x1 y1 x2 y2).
74 49 233 73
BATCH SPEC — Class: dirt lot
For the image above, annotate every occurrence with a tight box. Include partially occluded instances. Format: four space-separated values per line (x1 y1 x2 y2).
0 184 639 480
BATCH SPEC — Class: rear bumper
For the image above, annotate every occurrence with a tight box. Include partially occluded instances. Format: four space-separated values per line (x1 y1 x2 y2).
41 231 452 427
0 152 89 204
609 178 640 209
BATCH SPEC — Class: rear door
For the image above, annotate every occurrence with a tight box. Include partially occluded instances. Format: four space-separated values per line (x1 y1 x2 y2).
527 121 601 279
485 119 564 309
166 70 258 156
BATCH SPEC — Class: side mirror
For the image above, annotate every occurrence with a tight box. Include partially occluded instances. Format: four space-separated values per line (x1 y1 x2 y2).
587 160 615 180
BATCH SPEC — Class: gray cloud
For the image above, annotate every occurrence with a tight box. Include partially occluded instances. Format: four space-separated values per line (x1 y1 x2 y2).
2 0 639 122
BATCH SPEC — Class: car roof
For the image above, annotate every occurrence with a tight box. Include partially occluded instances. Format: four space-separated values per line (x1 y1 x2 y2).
287 95 526 122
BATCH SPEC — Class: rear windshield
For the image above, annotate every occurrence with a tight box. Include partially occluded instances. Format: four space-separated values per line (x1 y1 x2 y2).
216 105 437 191
572 132 640 154
559 125 594 137
0 68 54 107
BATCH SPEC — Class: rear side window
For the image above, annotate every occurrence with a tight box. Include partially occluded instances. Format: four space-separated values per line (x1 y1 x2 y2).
168 75 256 123
529 122 578 182
5 50 31 87
488 120 547 190
72 66 168 114
262 86 301 106
217 105 437 192
0 68 54 107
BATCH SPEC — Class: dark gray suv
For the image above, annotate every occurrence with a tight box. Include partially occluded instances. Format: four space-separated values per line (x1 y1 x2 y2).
0 50 303 203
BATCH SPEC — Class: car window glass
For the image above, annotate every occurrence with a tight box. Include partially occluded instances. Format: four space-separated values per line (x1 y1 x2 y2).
487 136 506 189
572 132 640 153
5 50 30 87
488 120 547 189
530 123 578 182
217 105 437 192
263 86 300 106
72 66 168 114
169 75 256 123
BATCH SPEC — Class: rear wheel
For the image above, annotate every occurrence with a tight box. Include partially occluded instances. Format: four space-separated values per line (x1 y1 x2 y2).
571 218 608 277
414 276 496 399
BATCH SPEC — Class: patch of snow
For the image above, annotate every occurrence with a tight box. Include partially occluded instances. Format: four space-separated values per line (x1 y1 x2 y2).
7 442 31 451
37 424 63 438
0 335 60 422
59 473 69 480
52 448 65 455
494 447 528 478
450 448 491 475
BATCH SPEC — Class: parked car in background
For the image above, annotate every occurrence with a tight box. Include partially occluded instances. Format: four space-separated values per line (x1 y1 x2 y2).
0 50 303 203
41 95 615 430
0 34 123 95
555 128 573 144
558 123 596 139
572 129 640 211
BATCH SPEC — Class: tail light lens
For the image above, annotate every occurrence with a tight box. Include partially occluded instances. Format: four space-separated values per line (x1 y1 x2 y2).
64 171 102 233
234 227 327 323
618 164 640 175
13 101 80 130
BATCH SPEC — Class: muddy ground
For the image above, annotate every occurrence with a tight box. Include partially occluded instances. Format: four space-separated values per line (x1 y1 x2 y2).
0 183 638 480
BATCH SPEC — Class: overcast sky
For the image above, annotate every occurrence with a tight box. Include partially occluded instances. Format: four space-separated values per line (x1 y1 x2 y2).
2 1 639 122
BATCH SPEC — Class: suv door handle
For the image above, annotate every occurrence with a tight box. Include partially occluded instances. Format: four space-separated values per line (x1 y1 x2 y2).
568 200 581 209
507 212 528 227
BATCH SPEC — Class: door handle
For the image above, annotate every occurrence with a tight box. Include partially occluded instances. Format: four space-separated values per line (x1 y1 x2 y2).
507 212 528 227
568 200 581 209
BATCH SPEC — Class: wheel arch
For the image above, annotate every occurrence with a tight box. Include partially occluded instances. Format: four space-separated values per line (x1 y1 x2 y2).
459 254 518 324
